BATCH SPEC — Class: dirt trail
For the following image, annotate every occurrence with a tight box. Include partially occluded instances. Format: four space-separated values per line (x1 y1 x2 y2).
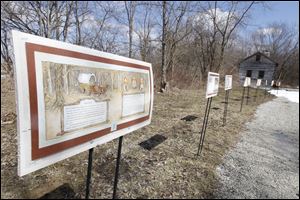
216 97 299 199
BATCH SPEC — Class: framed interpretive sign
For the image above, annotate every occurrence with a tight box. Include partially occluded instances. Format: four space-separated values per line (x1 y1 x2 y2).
12 30 153 176
224 75 232 90
243 77 251 87
205 72 220 98
256 79 262 87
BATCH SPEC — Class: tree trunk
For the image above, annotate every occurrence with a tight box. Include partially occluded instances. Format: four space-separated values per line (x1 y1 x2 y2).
55 1 60 40
160 1 168 92
129 17 133 58
75 1 81 45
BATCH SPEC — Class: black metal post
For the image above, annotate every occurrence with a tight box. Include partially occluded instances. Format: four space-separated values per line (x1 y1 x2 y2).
246 86 250 105
223 91 227 126
223 90 229 126
254 88 258 102
225 90 230 125
199 97 213 155
240 87 245 112
264 87 267 98
85 148 94 199
197 98 210 156
112 136 123 199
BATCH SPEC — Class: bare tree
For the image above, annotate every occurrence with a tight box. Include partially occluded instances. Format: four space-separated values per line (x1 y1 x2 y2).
87 2 114 50
124 1 137 58
252 22 299 83
74 1 89 45
213 1 255 71
135 2 156 62
1 1 75 76
193 1 256 79
160 1 192 92
1 27 13 76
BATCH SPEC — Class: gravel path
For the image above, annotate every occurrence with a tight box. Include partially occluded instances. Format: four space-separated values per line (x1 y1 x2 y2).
216 97 299 199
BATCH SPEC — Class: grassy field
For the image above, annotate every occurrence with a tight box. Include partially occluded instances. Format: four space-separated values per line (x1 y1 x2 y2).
1 78 274 199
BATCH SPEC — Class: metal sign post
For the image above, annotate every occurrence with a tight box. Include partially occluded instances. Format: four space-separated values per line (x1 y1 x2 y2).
85 148 94 199
246 86 250 105
242 77 251 109
240 86 246 112
197 97 213 156
223 75 232 125
276 81 281 95
264 87 267 98
84 136 124 199
223 90 230 126
264 80 268 98
197 72 219 157
112 136 123 199
255 79 262 102
254 87 258 102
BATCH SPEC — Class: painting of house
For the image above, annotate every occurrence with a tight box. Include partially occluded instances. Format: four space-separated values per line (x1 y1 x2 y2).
239 52 278 87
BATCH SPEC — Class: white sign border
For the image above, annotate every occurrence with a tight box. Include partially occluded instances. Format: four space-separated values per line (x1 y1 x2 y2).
12 30 154 176
205 72 220 98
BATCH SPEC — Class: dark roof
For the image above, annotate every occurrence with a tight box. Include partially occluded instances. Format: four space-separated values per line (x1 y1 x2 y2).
239 52 278 65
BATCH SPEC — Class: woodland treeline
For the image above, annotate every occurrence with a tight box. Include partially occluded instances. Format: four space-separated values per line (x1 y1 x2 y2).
1 1 299 90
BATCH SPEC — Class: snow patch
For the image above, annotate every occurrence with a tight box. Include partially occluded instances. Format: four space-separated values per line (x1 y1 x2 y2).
269 89 299 103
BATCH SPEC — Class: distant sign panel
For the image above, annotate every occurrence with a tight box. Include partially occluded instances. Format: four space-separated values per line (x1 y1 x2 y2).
256 79 262 87
243 77 251 87
225 75 232 90
12 31 153 176
206 72 220 98
271 80 275 87
277 81 281 87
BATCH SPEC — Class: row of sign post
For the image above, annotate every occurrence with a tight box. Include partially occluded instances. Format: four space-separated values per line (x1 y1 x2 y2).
197 73 277 156
240 78 279 112
197 72 232 156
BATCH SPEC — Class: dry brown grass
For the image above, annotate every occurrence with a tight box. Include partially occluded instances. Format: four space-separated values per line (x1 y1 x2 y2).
1 78 275 199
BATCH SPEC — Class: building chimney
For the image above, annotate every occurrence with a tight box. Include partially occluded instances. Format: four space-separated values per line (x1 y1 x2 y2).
263 50 270 57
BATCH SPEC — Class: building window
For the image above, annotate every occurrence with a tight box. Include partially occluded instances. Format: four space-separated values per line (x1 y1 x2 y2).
258 71 265 79
256 54 261 61
246 70 252 77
